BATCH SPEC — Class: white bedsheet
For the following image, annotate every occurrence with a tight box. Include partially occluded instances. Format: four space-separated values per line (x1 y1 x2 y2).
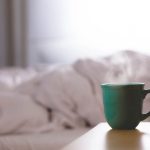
0 50 149 150
0 51 150 135
0 128 89 150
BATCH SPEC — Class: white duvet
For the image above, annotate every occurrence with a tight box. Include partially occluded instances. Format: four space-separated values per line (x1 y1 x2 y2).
0 65 104 134
0 51 150 134
0 92 49 134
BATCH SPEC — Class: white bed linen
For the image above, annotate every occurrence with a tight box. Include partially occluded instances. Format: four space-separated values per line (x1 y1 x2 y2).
0 50 150 135
0 128 89 150
0 50 149 150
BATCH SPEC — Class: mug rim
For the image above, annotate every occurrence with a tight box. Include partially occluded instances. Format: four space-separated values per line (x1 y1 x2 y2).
101 82 145 87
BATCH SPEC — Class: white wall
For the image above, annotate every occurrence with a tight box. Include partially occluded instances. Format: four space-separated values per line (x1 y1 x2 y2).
27 0 150 65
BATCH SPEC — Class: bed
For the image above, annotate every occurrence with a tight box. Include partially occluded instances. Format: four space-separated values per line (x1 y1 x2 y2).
0 50 149 150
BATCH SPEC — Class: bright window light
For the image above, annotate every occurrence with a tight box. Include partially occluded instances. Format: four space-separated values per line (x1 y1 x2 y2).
65 0 150 55
28 0 150 64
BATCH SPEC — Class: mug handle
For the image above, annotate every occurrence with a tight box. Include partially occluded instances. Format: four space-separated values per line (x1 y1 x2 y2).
141 89 150 121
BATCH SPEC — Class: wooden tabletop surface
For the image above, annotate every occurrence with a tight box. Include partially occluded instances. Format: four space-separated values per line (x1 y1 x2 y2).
62 122 150 150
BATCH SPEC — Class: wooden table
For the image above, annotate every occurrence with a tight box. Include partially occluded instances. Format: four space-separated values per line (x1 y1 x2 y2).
62 122 150 150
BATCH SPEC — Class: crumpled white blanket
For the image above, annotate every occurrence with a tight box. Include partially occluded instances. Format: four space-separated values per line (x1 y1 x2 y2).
0 64 104 134
0 92 49 134
0 50 150 134
15 65 104 131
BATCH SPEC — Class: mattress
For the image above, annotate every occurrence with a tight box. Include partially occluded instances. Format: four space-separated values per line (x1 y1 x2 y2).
0 128 89 150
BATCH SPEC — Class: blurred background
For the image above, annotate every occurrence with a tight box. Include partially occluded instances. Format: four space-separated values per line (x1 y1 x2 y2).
1 0 150 67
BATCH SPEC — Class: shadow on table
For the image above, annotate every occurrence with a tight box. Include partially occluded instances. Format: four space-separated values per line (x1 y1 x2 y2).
105 129 145 150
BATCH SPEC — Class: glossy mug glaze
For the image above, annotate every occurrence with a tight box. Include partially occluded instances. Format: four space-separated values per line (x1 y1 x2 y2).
101 83 150 129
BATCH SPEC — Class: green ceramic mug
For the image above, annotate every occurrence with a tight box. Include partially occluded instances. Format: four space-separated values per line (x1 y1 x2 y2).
101 83 150 129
